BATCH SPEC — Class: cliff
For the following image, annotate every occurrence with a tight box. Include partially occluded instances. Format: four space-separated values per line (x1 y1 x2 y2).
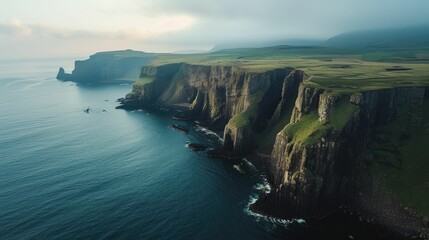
56 50 154 83
121 62 429 237
122 63 298 157
56 67 72 81
251 85 428 237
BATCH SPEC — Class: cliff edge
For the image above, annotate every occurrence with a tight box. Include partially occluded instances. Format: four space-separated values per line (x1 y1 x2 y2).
120 62 429 238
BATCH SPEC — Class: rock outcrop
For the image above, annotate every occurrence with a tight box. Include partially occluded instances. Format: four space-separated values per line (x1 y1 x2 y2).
122 63 298 157
56 50 154 83
56 67 72 81
121 62 428 237
252 86 427 222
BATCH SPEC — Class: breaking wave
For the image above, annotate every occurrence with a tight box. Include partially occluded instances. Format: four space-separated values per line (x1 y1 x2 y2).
195 125 223 143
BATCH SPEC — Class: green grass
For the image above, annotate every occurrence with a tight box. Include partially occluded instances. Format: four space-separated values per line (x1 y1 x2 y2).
255 100 296 148
282 96 358 145
369 99 429 216
329 97 358 129
134 77 154 87
283 112 326 145
145 46 429 94
93 49 151 58
227 90 265 128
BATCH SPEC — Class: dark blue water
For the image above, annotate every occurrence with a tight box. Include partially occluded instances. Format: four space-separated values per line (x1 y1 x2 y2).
0 59 289 240
0 59 393 240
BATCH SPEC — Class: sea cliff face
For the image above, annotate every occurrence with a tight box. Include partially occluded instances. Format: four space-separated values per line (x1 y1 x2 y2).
252 85 427 233
56 50 154 83
121 63 428 236
123 63 297 156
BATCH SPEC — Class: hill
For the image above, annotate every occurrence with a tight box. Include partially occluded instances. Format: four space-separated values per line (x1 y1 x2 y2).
324 26 429 48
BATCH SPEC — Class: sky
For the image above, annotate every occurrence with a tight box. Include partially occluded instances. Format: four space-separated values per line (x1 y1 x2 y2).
1 0 429 58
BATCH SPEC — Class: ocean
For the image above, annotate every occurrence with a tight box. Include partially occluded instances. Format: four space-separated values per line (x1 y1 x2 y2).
0 58 389 240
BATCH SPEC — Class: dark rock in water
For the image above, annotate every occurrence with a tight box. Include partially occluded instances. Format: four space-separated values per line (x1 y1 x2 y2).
233 164 245 173
116 98 125 103
83 108 90 113
170 124 189 134
56 67 72 81
186 143 208 151
102 110 107 112
172 115 196 121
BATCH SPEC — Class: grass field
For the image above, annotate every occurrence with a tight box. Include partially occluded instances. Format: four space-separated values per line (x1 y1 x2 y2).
134 77 154 87
131 46 429 214
147 46 429 93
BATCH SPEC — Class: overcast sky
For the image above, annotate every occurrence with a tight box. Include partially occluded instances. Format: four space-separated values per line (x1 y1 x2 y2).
1 0 428 58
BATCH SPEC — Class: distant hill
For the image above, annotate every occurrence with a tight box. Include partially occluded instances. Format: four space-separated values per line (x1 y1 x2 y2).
324 26 429 48
210 39 323 52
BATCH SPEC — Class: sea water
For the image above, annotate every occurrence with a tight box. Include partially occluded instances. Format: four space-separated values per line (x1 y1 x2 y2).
0 58 390 240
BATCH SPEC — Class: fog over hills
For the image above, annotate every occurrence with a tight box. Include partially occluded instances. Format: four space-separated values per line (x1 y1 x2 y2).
2 0 429 58
324 26 429 48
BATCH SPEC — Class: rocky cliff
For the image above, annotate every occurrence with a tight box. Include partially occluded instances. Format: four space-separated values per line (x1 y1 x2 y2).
121 62 428 236
251 85 427 231
122 63 297 156
56 50 154 83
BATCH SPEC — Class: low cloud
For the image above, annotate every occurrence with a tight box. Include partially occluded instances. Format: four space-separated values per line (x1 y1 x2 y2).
1 0 429 58
0 19 149 40
0 16 196 41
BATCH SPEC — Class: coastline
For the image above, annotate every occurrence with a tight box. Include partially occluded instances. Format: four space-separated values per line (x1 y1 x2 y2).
117 102 426 239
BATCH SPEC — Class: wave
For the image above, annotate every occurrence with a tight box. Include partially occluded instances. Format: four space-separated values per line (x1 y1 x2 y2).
195 125 223 143
6 78 52 89
253 176 271 194
20 79 54 90
5 79 36 86
244 175 304 227
130 109 144 113
244 193 306 226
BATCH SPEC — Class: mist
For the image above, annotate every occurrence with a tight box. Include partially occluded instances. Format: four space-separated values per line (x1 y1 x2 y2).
1 0 429 58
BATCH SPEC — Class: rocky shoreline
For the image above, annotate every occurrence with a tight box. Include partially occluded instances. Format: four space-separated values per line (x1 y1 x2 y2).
113 62 428 239
117 102 428 239
356 176 429 239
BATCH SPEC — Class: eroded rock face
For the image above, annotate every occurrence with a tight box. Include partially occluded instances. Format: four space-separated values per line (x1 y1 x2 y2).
290 83 323 123
222 123 255 156
56 67 72 81
123 62 427 224
318 94 339 123
123 63 299 157
253 86 427 219
57 50 154 83
271 70 308 124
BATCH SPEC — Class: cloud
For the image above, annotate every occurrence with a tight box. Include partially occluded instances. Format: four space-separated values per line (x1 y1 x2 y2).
139 0 429 33
1 0 429 57
0 19 33 36
136 0 429 49
0 16 196 41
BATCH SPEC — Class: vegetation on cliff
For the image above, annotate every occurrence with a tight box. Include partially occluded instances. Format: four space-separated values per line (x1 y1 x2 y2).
147 46 429 94
112 44 429 237
227 90 265 128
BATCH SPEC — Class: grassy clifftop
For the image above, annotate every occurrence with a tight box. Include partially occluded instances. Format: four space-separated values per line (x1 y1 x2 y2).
147 46 429 94
283 97 358 145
